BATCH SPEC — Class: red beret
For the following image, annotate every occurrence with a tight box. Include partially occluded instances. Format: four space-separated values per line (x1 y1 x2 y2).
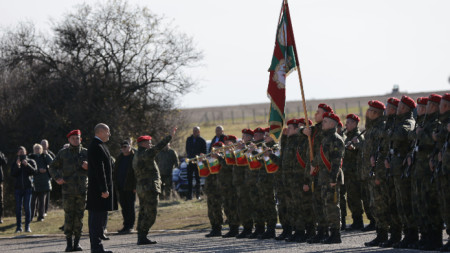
253 127 265 134
401 95 416 109
443 93 450 102
137 135 152 143
323 112 341 124
224 135 237 142
287 118 300 125
368 100 386 111
387 97 400 107
298 118 313 126
67 130 81 138
242 128 254 136
212 141 224 147
318 103 334 113
428 94 442 104
417 97 428 106
346 113 360 122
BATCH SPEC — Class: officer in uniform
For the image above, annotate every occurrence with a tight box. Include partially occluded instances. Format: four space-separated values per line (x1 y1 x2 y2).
313 112 344 244
303 103 334 243
133 128 176 245
385 95 416 248
342 114 365 230
49 130 88 252
235 129 255 238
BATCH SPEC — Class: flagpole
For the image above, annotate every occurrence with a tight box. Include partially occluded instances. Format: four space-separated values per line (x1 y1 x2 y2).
284 0 314 163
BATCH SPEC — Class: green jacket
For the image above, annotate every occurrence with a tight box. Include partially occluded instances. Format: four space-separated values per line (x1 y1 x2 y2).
388 111 415 176
133 135 172 194
317 128 345 184
49 145 88 195
342 127 364 176
360 116 385 181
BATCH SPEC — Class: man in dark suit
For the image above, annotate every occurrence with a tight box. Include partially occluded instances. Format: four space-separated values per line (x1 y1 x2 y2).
86 123 114 253
208 125 226 153
185 126 207 200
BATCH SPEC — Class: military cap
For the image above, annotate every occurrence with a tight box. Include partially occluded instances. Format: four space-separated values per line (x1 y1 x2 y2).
298 118 313 126
368 100 386 111
287 118 300 125
224 135 237 142
428 94 442 104
67 129 81 138
318 103 334 113
212 141 224 147
401 95 416 109
242 128 254 136
387 97 400 107
137 135 152 143
323 112 341 124
346 113 360 122
253 127 265 134
417 97 428 105
443 93 450 102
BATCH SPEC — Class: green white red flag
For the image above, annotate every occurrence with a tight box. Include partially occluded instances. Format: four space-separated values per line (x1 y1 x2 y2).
267 0 297 139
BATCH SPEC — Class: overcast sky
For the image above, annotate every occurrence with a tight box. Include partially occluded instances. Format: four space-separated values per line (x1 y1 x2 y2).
1 0 449 108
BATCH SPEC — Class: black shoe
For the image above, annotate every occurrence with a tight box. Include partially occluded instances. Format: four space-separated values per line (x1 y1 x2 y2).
440 241 450 252
25 227 32 233
222 226 239 238
258 228 275 240
361 221 376 232
118 227 132 234
137 235 157 245
341 217 347 231
248 225 264 239
100 234 110 240
307 228 328 244
73 237 83 251
65 237 73 252
236 228 252 239
91 250 113 253
348 216 364 231
321 229 341 244
365 230 388 247
205 228 222 237
379 232 402 248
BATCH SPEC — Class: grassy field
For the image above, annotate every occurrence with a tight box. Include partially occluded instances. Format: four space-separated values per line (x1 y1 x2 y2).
0 196 370 238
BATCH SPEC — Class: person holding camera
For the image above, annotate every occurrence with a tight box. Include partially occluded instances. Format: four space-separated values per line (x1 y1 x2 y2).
11 146 37 233
49 129 88 252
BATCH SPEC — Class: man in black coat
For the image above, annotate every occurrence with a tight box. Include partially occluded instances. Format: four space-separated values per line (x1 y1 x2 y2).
185 126 207 200
86 123 113 253
0 150 7 223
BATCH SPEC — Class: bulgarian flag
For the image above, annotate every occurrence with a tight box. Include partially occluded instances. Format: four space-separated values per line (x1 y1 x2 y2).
267 0 298 139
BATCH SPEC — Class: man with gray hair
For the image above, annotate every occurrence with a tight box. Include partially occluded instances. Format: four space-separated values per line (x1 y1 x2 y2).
208 126 225 152
185 126 207 200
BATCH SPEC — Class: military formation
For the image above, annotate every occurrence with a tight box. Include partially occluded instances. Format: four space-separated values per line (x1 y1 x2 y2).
195 93 450 251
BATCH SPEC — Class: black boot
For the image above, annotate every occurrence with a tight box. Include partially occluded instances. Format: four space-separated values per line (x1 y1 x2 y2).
440 240 450 252
65 237 73 252
248 224 264 239
205 226 222 237
411 229 425 249
72 237 83 251
361 220 376 232
380 229 402 248
305 224 316 240
137 234 157 245
348 215 364 230
365 229 388 247
307 227 327 244
393 228 410 248
236 227 252 239
322 228 342 244
275 225 292 240
341 216 347 231
222 225 239 238
286 229 306 243
407 227 418 249
258 225 275 239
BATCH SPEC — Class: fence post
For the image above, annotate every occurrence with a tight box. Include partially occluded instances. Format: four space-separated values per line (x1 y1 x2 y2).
242 110 245 123
253 108 256 122
345 102 348 115
231 111 235 124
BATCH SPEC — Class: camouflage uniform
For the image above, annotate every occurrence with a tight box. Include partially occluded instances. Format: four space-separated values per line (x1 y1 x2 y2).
133 135 172 238
49 145 88 239
155 148 179 200
388 111 416 245
380 114 403 245
204 169 223 231
342 127 364 226
233 145 253 235
218 158 240 230
410 112 442 248
317 127 345 234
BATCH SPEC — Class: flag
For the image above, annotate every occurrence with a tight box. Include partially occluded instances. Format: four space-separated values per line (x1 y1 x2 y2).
267 1 297 139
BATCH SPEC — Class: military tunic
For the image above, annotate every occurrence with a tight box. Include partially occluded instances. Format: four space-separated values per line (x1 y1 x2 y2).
49 145 88 238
